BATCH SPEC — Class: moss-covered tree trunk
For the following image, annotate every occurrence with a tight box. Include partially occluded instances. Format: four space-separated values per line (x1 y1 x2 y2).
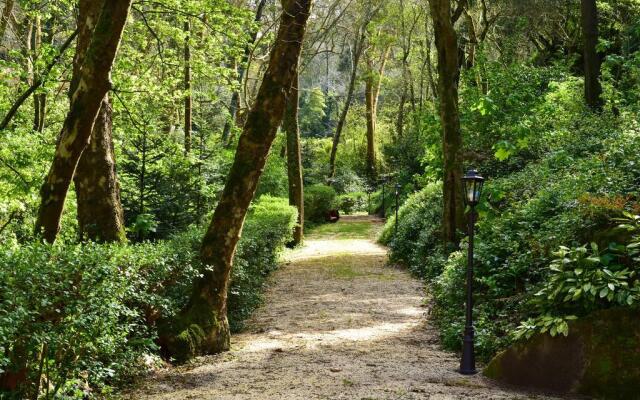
429 0 465 250
162 0 312 362
71 0 126 243
74 96 126 242
283 69 304 245
34 0 133 243
580 0 603 110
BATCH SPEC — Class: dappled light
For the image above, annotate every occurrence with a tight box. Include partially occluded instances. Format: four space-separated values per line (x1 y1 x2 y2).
127 217 563 400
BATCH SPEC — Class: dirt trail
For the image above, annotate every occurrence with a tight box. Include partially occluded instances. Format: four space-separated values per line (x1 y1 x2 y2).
127 216 566 400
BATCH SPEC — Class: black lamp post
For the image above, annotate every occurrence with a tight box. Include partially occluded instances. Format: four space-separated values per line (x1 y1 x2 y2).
394 183 401 236
459 169 485 375
380 178 386 218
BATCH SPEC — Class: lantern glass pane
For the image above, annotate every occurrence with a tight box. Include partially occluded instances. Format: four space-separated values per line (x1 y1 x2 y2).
466 182 476 204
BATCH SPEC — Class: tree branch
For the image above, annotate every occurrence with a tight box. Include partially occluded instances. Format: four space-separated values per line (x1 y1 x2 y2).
0 29 78 131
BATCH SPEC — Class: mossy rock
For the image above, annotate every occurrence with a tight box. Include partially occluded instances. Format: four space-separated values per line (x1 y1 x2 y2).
484 308 640 399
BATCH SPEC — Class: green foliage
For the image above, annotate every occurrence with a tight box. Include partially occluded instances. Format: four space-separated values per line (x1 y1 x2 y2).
336 191 368 215
387 65 640 360
299 87 327 137
304 184 337 223
255 148 289 198
513 214 640 341
0 196 295 399
228 196 298 330
379 182 445 279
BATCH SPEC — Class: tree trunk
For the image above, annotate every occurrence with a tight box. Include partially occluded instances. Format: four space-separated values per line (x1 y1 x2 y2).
365 74 376 178
70 0 126 243
221 0 267 146
74 96 125 242
161 0 312 362
580 0 602 110
0 0 13 41
364 48 389 179
283 69 304 245
328 31 366 180
32 15 46 133
184 19 192 153
429 0 465 250
34 0 133 243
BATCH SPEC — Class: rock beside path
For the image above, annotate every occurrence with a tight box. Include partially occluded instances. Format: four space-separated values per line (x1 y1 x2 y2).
484 307 640 399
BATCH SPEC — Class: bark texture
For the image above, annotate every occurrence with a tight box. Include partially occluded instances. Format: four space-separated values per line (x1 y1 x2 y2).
429 0 465 249
162 0 311 362
74 96 126 242
71 0 126 243
0 0 14 42
283 69 304 245
580 0 603 110
34 0 132 243
364 48 389 179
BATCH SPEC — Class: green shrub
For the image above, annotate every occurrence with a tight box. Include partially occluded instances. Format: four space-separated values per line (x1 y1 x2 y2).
304 184 337 222
379 182 445 279
337 192 368 215
386 102 640 360
513 214 640 341
0 196 296 399
228 196 297 330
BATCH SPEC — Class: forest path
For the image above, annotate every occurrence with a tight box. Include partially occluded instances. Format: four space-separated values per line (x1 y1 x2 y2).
127 216 565 400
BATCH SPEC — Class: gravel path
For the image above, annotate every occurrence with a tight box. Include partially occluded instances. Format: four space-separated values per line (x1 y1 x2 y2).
126 216 569 400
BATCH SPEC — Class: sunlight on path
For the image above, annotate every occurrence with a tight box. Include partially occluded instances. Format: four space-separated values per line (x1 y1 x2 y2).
126 216 568 400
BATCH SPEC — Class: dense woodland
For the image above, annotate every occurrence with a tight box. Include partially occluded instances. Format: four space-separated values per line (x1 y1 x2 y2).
0 0 639 398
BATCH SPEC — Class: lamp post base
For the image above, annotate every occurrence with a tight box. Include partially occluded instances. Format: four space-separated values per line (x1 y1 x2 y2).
459 326 476 375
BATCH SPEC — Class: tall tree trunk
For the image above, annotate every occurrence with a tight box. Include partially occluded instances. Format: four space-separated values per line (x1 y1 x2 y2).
429 0 465 250
34 0 133 243
284 69 304 245
328 31 366 180
74 96 125 242
580 0 602 110
0 0 14 42
32 15 46 133
184 19 192 153
221 0 267 146
364 48 389 179
161 0 312 362
71 0 126 243
365 74 376 178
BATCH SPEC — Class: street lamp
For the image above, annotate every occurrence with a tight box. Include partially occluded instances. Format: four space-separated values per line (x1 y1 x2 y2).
459 169 485 375
380 178 386 218
395 183 401 236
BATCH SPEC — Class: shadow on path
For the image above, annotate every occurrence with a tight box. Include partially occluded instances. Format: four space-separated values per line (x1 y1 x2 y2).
126 216 571 400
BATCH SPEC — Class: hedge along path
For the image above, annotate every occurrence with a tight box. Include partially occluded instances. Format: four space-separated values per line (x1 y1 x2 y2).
128 216 566 399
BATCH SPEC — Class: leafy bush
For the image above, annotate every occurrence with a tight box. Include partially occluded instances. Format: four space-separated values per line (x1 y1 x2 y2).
227 196 298 330
379 182 445 279
337 192 368 215
0 196 296 399
513 214 640 341
304 184 337 222
385 74 640 360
